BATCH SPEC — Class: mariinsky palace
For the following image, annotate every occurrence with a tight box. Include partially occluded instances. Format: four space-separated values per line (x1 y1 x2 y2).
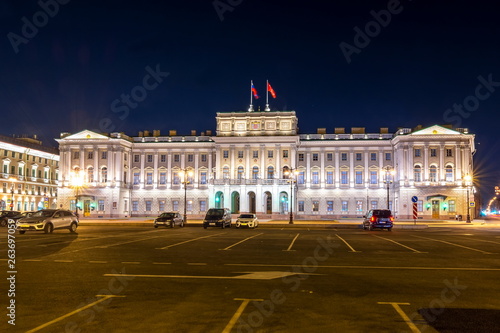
54 110 475 220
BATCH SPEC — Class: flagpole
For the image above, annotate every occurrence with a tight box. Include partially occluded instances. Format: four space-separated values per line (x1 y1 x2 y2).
248 80 254 112
265 79 270 111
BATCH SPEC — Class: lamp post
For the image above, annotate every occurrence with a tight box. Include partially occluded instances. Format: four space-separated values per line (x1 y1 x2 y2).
180 169 193 226
464 174 472 223
9 177 16 211
284 168 298 224
383 166 396 210
70 168 83 217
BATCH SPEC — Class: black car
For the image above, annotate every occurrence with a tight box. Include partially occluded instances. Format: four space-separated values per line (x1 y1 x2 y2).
154 212 184 228
0 210 21 227
203 208 232 229
362 209 394 231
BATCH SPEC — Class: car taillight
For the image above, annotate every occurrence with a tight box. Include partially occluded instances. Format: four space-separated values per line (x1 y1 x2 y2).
390 216 394 222
370 216 376 222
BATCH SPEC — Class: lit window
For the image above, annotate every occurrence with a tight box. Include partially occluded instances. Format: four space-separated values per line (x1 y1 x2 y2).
370 171 377 184
429 165 437 182
312 200 319 212
414 165 422 182
355 171 363 184
341 200 348 212
312 171 319 184
159 172 166 185
133 172 140 185
283 150 289 158
327 200 333 212
445 164 453 182
341 171 348 184
145 200 152 211
356 200 363 212
326 171 333 184
200 172 207 184
146 172 153 185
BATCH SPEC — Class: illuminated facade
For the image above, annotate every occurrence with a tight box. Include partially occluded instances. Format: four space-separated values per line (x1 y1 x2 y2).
0 135 59 211
56 111 475 219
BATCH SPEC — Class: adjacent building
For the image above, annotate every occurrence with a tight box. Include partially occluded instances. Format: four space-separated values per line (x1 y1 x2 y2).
0 134 59 211
56 110 475 220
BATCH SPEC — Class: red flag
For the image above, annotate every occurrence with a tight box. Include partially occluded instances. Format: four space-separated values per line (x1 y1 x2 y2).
267 82 277 98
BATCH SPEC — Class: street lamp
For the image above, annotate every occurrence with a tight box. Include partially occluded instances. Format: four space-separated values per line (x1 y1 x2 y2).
9 177 16 211
464 174 472 223
180 168 193 226
70 168 84 217
383 166 396 210
284 168 298 224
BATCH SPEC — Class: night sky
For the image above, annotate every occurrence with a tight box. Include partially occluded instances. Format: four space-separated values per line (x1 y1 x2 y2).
1 0 500 203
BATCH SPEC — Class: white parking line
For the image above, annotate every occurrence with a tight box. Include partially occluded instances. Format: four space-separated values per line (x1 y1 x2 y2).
97 234 174 248
284 233 300 251
188 263 207 265
221 233 263 250
222 298 264 333
158 233 226 249
121 262 141 264
54 260 73 262
153 262 172 265
335 234 359 252
412 235 493 254
372 235 424 253
378 302 421 333
89 261 108 264
225 263 500 271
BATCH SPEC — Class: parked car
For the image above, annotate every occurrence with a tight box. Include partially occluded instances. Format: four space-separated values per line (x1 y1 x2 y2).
203 208 232 229
362 209 394 231
235 213 259 229
17 209 79 234
0 210 21 227
154 212 184 228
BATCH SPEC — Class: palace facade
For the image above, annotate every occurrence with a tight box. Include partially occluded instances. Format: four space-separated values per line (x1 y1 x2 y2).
0 134 59 211
56 111 475 220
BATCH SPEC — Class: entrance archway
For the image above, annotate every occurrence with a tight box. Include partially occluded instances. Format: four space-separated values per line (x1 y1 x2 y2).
248 191 256 213
264 191 272 214
231 191 240 214
279 192 288 214
215 191 224 208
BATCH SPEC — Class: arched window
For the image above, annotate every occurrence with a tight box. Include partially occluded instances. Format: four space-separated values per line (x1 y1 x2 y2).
101 167 108 183
429 165 437 182
267 166 274 179
414 165 421 182
237 166 244 180
252 166 259 179
87 167 94 183
223 166 229 179
445 164 454 182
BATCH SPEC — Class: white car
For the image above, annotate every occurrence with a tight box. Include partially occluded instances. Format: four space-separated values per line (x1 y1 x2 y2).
235 213 259 229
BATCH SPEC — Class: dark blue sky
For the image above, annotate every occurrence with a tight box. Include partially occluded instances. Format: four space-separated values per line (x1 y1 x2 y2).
1 0 500 202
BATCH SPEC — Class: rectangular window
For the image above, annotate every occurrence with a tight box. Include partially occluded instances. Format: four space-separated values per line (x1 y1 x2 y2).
253 151 258 159
385 152 391 161
430 149 437 157
188 154 194 162
312 200 319 212
326 171 333 184
327 200 333 212
355 171 362 184
159 172 166 185
446 148 453 157
448 200 456 213
102 151 107 159
414 149 421 157
88 151 93 159
371 153 377 161
298 201 305 212
200 200 207 212
341 171 348 185
173 172 180 185
417 200 423 212
341 153 347 161
201 154 207 162
98 200 105 211
356 200 363 212
268 150 273 158
133 173 140 185
327 153 333 162
187 200 193 212
341 200 348 212
356 153 362 161
283 150 289 158
159 200 165 211
132 201 138 212
298 171 305 184
172 200 179 211
223 151 229 159
238 151 244 159
174 154 180 162
146 172 153 185
200 172 207 184
312 171 319 184
73 151 79 159
143 200 151 211
312 153 318 161
298 153 304 161
160 155 166 162
370 171 378 184
147 155 153 163
134 155 140 163
371 200 378 210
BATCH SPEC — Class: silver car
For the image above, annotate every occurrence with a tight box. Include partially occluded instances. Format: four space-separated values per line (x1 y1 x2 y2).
235 213 259 229
17 209 79 234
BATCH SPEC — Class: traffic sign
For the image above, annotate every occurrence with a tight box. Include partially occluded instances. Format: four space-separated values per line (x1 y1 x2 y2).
469 202 475 207
411 196 418 203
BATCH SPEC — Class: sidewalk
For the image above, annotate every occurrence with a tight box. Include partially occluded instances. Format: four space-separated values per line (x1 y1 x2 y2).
77 217 499 228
